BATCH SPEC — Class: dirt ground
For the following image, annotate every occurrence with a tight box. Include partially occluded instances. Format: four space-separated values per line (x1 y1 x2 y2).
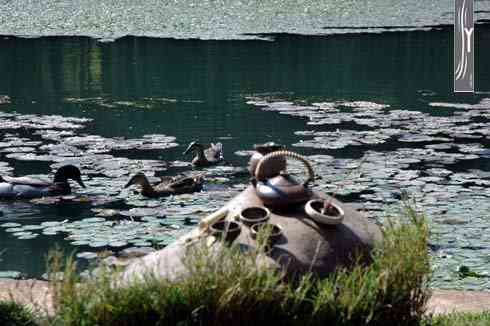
0 279 54 316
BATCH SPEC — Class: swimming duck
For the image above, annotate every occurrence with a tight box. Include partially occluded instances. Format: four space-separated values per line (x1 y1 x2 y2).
0 165 85 199
124 173 204 198
183 141 223 167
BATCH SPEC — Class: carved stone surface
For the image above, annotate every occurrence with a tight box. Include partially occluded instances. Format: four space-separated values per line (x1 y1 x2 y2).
121 186 382 284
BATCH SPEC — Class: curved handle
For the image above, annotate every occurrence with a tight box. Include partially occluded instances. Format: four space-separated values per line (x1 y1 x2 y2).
254 150 315 186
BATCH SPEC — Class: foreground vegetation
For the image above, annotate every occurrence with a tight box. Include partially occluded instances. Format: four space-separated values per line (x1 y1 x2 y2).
428 312 490 326
0 300 38 326
2 203 486 325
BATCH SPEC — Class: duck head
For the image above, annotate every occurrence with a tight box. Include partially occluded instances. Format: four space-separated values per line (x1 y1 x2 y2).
54 165 85 188
183 141 202 155
124 173 150 188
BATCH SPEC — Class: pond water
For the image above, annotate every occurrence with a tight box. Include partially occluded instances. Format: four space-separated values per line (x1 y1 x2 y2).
0 25 490 289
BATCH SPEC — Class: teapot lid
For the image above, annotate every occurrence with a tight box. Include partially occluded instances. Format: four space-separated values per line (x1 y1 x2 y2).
255 173 313 207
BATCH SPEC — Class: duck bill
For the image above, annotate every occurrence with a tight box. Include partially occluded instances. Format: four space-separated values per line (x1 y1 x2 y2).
124 176 136 188
183 144 193 155
77 178 86 188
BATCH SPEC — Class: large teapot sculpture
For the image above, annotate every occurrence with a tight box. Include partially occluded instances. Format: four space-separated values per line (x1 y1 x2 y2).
251 150 314 209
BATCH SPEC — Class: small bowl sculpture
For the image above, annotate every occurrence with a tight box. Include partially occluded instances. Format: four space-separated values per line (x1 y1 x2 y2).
250 223 283 247
305 199 344 225
209 220 241 244
239 206 271 226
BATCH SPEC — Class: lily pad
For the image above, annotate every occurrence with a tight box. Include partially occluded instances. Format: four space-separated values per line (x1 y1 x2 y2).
76 252 98 260
5 227 25 233
108 241 128 248
0 222 21 228
21 225 45 231
0 270 23 279
17 234 38 240
89 241 109 248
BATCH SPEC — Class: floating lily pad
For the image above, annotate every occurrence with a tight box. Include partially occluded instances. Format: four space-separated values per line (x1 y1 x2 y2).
81 217 106 223
18 234 38 240
70 240 91 246
13 231 34 236
5 227 25 233
0 270 23 279
92 208 121 217
0 222 21 228
120 208 165 218
21 225 44 231
108 241 128 248
89 241 109 248
41 221 66 227
76 252 98 260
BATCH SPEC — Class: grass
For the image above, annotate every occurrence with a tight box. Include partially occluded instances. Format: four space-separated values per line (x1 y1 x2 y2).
3 202 490 325
23 201 429 326
0 300 38 326
426 312 490 326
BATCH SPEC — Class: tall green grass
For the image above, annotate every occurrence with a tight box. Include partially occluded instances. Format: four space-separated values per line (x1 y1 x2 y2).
44 202 430 325
0 300 38 326
426 312 490 326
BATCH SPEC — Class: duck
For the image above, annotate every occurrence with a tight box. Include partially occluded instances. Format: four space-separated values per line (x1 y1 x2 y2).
0 165 85 199
183 141 223 167
124 173 204 198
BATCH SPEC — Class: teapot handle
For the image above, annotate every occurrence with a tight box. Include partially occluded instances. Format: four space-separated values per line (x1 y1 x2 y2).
254 150 315 186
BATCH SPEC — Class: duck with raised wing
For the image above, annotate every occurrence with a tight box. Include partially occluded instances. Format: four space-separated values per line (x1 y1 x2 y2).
124 173 203 198
183 141 223 167
0 165 86 199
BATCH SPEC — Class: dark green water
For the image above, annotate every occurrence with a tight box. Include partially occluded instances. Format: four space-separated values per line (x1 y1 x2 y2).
0 26 489 279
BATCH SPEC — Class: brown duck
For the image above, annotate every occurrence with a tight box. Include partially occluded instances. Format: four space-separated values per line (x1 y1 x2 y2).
124 173 204 198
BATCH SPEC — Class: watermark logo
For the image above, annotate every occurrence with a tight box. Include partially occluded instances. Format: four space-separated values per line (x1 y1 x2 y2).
454 0 474 92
